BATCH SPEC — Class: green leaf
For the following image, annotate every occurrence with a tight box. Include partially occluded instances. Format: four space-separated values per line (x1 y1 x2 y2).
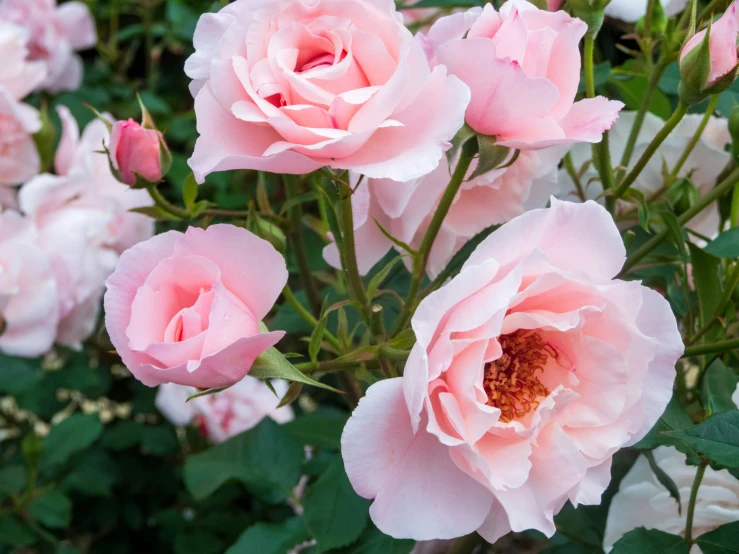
688 243 723 329
250 347 342 393
174 529 225 554
613 77 672 119
0 465 25 497
141 425 179 456
102 419 143 451
61 449 119 497
332 523 415 554
56 543 82 554
283 407 349 449
553 502 602 548
367 256 403 300
610 528 689 554
704 227 739 258
41 414 103 469
277 381 303 408
0 516 36 546
695 520 739 554
225 517 308 554
182 172 198 209
662 212 688 259
666 411 739 468
303 458 370 552
309 299 329 363
0 354 40 395
643 450 682 514
700 359 739 416
184 418 304 503
633 396 701 463
28 490 72 529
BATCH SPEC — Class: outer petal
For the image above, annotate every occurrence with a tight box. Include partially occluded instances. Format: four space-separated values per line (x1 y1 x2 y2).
342 378 494 540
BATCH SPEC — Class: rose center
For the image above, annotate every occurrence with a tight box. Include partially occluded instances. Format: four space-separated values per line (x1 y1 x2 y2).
483 330 553 423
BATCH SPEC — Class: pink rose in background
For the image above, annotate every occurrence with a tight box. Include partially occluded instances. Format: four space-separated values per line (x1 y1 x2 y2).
104 225 288 389
342 199 683 541
18 108 154 348
323 147 564 278
547 0 564 10
680 2 739 89
555 111 731 239
0 210 58 357
420 1 624 149
185 0 469 183
0 0 96 93
604 444 739 553
156 377 295 443
109 119 166 186
606 0 688 23
0 88 40 188
0 21 46 101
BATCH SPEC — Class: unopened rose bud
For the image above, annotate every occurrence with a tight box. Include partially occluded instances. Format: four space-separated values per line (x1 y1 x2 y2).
636 0 667 38
679 2 739 105
568 0 612 35
109 119 170 187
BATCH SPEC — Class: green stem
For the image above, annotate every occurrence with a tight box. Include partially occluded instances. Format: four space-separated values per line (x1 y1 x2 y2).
731 181 739 227
391 140 477 336
669 95 719 182
284 176 322 317
684 460 708 545
147 185 190 219
683 338 739 357
644 0 657 39
339 184 369 312
296 358 381 373
203 208 251 218
615 101 689 198
563 152 587 202
619 62 670 171
283 286 341 351
622 167 739 273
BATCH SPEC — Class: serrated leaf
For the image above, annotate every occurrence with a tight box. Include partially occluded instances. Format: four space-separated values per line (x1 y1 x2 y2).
610 528 689 554
182 172 198 209
666 411 739 468
303 458 370 551
184 418 304 502
695 520 739 554
250 347 343 394
700 359 739 416
643 450 682 514
225 517 309 554
704 227 739 258
28 490 72 529
41 414 103 469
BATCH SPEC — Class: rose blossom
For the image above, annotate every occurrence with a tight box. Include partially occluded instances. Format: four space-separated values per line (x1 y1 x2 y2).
555 111 731 239
604 445 739 552
109 119 167 186
605 0 689 22
0 88 40 190
0 0 96 93
104 225 288 389
155 377 295 442
323 147 564 278
419 0 624 150
18 107 154 348
184 0 469 183
341 199 683 541
0 21 46 101
0 210 58 357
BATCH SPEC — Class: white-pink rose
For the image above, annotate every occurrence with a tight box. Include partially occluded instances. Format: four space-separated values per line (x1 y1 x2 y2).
341 199 683 541
185 0 469 183
606 0 688 23
323 147 564 278
104 225 288 389
155 377 295 443
0 0 96 93
0 88 40 188
0 21 46 101
419 0 624 150
0 210 58 357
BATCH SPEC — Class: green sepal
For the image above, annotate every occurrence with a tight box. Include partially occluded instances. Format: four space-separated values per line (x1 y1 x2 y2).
32 101 56 173
137 92 156 130
446 122 476 166
678 17 713 105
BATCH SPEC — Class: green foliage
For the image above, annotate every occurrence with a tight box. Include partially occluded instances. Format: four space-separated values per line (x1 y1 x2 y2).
695 521 739 554
666 411 739 468
610 528 689 554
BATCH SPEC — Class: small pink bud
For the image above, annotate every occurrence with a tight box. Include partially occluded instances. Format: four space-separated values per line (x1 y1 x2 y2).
109 119 167 186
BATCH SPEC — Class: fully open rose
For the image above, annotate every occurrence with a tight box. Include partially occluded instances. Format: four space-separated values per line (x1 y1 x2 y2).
104 225 288 389
341 199 683 541
185 0 469 183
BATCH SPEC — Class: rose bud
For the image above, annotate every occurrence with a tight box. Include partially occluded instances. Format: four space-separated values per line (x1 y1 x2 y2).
109 119 170 187
679 2 739 105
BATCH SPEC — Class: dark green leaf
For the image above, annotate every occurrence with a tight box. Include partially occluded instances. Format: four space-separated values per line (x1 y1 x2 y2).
553 502 602 548
28 490 72 529
0 354 40 395
332 523 415 554
666 411 739 468
643 451 681 514
0 516 36 546
184 418 304 503
56 543 82 554
225 517 308 554
0 465 25 497
41 414 103 469
174 529 225 554
303 458 370 551
141 425 179 456
61 449 119 497
700 359 739 416
610 528 689 554
102 420 143 451
283 407 349 449
704 227 739 258
688 243 722 329
695 520 739 554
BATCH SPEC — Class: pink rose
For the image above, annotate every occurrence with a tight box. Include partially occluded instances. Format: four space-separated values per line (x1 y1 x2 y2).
341 199 683 541
0 21 46 101
0 210 58 357
680 2 739 92
323 147 564 278
604 444 739 553
18 108 154 348
109 119 167 186
104 225 288 389
185 0 469 183
0 88 40 187
0 0 96 93
155 377 295 443
419 1 624 149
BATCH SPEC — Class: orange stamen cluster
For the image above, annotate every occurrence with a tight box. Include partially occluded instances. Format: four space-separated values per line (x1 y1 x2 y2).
483 331 554 423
